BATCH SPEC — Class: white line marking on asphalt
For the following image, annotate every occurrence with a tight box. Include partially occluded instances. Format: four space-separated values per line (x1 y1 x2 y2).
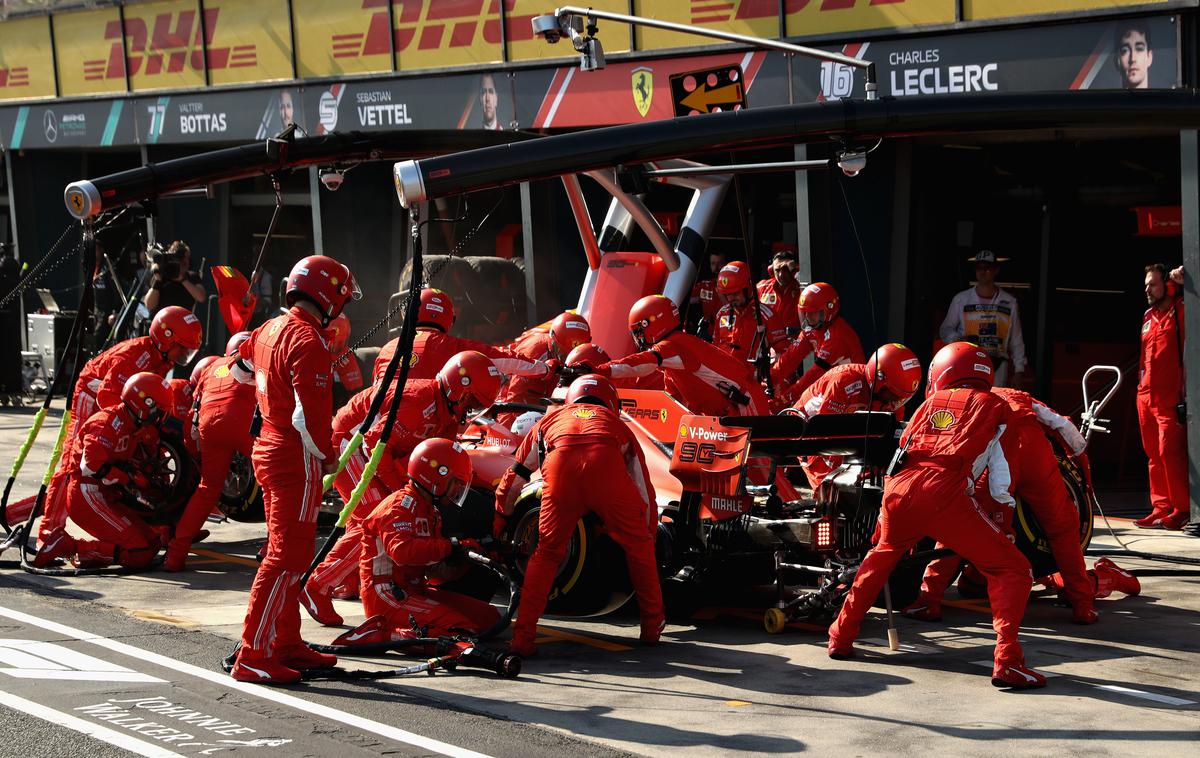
971 660 1062 678
0 689 185 758
1090 684 1197 706
0 639 164 682
859 638 940 655
0 605 494 758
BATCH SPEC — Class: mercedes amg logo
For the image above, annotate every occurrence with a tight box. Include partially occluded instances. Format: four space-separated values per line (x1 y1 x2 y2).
43 110 57 143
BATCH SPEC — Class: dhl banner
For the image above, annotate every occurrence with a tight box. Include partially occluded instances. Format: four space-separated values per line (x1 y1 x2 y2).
53 7 127 97
122 0 205 92
964 0 1174 22
292 0 394 79
632 0 956 51
206 0 293 86
0 16 56 102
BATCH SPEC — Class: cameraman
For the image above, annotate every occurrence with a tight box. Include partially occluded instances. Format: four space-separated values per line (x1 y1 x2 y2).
143 240 206 315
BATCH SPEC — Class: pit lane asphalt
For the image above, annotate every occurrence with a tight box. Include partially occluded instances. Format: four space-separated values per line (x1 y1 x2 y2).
1 402 1198 756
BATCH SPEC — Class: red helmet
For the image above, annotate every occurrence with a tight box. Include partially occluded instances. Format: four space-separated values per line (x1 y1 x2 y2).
716 261 751 296
225 331 252 357
798 282 839 331
121 372 172 423
149 306 203 365
866 343 922 409
190 355 221 384
548 312 591 359
564 342 609 370
437 351 502 421
284 254 359 324
417 288 455 332
322 313 351 351
408 437 473 507
928 341 994 392
628 295 680 349
566 374 620 412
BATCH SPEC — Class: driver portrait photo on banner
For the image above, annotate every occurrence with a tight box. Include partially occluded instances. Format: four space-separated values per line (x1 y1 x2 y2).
460 71 509 131
257 89 300 139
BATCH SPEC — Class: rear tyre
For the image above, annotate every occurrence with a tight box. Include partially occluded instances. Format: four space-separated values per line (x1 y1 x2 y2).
217 452 264 523
507 497 632 617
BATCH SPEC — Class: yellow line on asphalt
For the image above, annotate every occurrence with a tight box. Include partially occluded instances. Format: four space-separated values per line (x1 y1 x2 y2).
188 547 260 568
534 626 634 651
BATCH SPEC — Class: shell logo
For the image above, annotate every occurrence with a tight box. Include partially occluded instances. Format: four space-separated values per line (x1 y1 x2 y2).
930 409 956 430
679 423 689 439
572 408 596 420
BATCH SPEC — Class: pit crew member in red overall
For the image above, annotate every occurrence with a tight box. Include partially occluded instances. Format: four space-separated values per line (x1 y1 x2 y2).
164 332 256 572
790 343 922 489
331 438 500 647
301 351 502 625
756 246 802 336
595 295 769 416
495 375 665 656
828 342 1047 689
65 373 174 570
35 306 202 566
711 261 787 363
373 289 549 384
904 387 1136 624
231 254 359 685
499 311 590 406
1134 264 1189 530
771 282 864 405
689 249 729 335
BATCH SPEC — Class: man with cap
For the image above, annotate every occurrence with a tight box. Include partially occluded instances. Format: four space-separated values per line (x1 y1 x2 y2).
939 250 1028 388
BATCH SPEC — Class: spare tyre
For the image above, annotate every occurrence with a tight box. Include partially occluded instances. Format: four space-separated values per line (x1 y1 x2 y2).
1011 455 1094 577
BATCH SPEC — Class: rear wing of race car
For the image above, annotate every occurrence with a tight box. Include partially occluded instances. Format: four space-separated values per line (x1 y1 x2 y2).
720 411 902 470
668 411 902 509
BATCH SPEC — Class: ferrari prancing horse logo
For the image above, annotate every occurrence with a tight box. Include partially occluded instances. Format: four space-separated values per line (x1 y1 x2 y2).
632 66 653 118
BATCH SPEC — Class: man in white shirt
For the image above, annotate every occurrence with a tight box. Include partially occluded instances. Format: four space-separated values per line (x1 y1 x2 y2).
939 250 1027 387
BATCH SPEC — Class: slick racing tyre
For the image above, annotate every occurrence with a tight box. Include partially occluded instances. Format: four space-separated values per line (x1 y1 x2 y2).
1011 456 1094 577
507 496 633 617
217 452 264 523
128 431 198 526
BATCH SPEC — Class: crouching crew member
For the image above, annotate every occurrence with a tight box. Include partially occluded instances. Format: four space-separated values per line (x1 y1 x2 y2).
828 342 1047 689
302 351 501 625
332 438 500 646
35 306 202 566
495 374 664 657
65 373 174 569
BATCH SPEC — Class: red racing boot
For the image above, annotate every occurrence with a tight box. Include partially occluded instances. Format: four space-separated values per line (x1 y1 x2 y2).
827 636 856 660
991 662 1048 689
33 527 76 568
231 648 302 685
279 643 337 671
1093 557 1141 596
333 615 392 647
1159 511 1188 531
640 616 665 646
1133 508 1171 529
300 581 343 626
508 636 538 658
71 540 116 569
901 592 943 622
331 580 360 601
